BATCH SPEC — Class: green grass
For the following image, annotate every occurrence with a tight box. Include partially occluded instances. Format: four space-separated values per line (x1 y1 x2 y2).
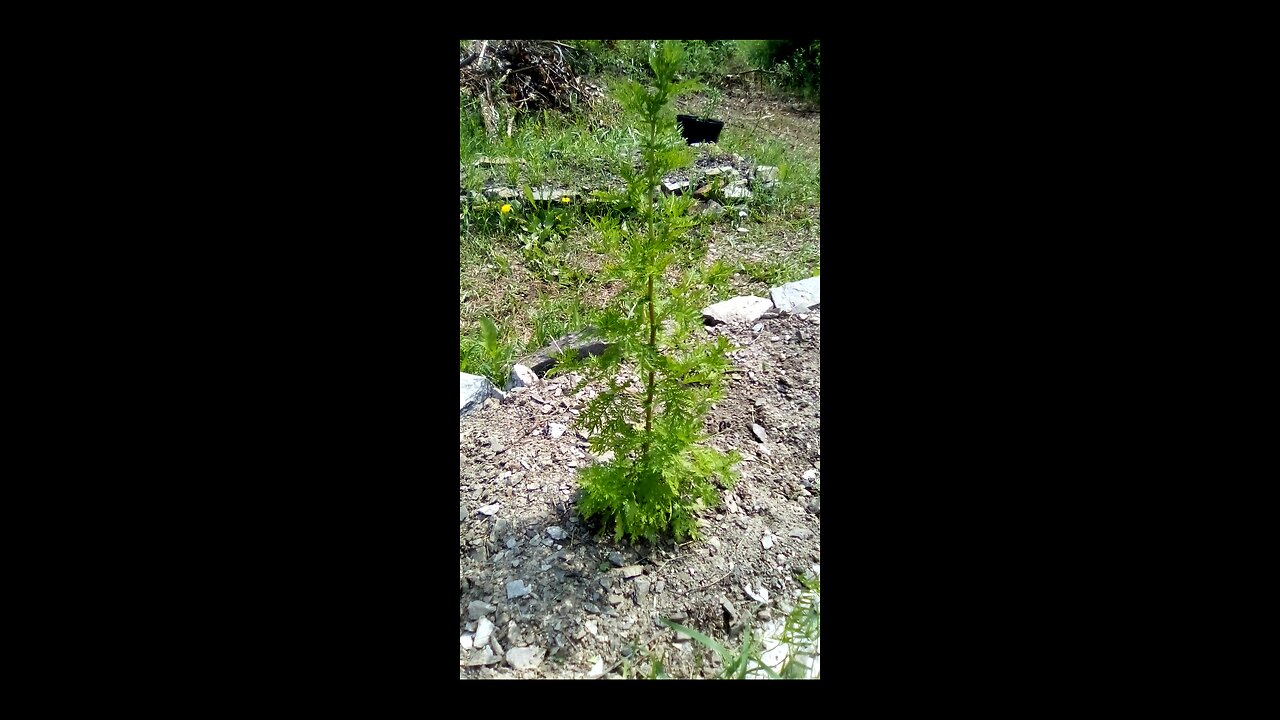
460 39 820 386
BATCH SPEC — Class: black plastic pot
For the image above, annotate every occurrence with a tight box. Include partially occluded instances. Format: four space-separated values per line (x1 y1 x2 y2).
676 114 724 145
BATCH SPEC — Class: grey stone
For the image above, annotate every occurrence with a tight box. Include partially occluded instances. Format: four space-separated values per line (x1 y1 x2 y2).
460 504 467 522
807 497 820 515
583 602 601 615
654 580 665 594
529 187 575 202
464 647 502 666
482 187 523 201
606 593 624 606
608 551 624 567
661 180 690 195
474 617 496 647
460 372 496 418
547 526 567 540
506 579 532 599
620 565 644 579
788 527 813 540
516 328 608 377
770 276 820 314
474 156 525 167
702 296 774 326
751 423 768 443
506 646 545 671
467 600 497 621
634 577 651 604
754 165 779 183
690 199 725 216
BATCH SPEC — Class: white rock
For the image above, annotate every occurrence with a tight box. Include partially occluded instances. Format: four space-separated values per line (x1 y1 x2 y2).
770 276 820 314
802 469 819 481
506 364 539 390
761 534 774 550
506 646 545 671
547 526 567 540
474 617 495 647
585 619 599 637
587 656 606 678
702 296 774 326
751 424 768 443
460 633 474 650
548 423 567 439
478 503 501 516
744 583 770 603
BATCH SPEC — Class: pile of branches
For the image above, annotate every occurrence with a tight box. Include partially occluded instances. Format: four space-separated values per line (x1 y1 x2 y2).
460 40 604 137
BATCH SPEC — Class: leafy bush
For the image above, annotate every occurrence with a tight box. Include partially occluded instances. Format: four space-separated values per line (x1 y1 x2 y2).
746 40 820 99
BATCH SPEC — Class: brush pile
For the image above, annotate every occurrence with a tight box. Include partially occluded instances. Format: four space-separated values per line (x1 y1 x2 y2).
460 40 605 137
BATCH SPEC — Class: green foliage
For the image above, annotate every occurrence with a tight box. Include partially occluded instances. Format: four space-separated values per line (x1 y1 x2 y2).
745 40 820 100
460 316 515 388
551 40 740 545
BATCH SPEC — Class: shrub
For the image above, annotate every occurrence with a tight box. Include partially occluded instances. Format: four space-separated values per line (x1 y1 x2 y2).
552 41 740 544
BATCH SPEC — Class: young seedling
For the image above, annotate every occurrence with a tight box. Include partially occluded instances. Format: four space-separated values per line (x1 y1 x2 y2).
550 41 740 545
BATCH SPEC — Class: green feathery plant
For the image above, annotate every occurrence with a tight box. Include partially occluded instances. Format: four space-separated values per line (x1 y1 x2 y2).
550 41 740 545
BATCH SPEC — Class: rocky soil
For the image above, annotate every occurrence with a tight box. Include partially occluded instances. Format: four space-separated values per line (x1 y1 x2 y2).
459 307 820 678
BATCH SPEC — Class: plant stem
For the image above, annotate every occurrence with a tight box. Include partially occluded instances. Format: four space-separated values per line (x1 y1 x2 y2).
643 274 656 459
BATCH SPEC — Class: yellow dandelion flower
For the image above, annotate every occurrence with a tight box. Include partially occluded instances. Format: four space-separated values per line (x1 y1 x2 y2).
501 204 512 214
561 196 570 204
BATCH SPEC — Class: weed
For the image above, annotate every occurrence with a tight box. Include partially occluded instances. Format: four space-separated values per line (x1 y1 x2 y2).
549 41 740 545
460 316 515 388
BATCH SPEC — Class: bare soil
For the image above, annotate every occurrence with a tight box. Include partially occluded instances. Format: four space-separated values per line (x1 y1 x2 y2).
459 85 820 679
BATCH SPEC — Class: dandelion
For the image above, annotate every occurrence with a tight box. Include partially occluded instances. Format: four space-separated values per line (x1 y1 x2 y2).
561 196 570 204
501 204 512 214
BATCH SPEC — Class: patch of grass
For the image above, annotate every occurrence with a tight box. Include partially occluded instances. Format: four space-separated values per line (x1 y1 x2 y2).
460 39 820 424
459 316 517 388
